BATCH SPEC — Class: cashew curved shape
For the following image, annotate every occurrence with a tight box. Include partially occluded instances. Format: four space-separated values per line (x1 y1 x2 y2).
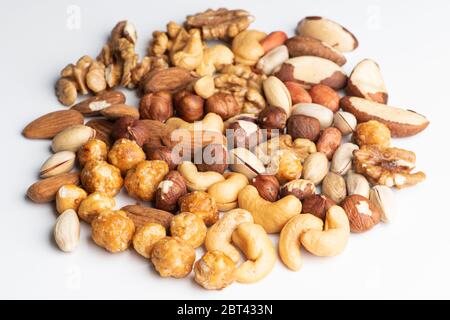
231 222 276 283
196 44 234 76
204 208 254 263
301 205 350 256
238 185 302 233
207 173 249 211
166 113 224 133
279 214 323 271
232 30 266 66
178 161 225 192
172 29 204 71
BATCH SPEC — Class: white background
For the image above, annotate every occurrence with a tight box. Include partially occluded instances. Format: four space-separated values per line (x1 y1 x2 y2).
1 0 449 299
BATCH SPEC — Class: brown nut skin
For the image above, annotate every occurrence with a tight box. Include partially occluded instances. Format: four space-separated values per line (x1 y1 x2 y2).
55 184 88 214
112 116 151 147
107 138 146 174
342 194 381 233
175 93 204 122
124 160 169 201
91 210 135 253
309 84 340 113
132 222 166 258
155 171 187 212
258 106 287 131
226 120 263 150
284 81 312 104
250 175 280 202
354 120 391 147
302 194 336 221
316 127 342 160
80 160 123 197
205 93 241 120
178 191 219 226
280 179 316 201
139 91 173 122
145 146 178 171
287 115 321 141
170 212 207 248
77 139 108 168
194 143 228 174
151 237 196 278
77 192 116 223
194 251 236 290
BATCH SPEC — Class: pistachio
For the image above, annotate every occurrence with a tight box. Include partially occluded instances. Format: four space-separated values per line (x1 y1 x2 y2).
346 172 370 198
262 76 292 116
229 148 266 180
333 111 357 135
52 125 96 153
291 103 334 129
331 143 359 175
302 152 329 185
40 151 76 178
369 185 396 223
54 209 80 253
322 172 347 203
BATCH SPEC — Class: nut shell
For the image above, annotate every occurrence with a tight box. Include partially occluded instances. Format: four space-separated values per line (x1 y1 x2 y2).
250 175 280 202
322 172 347 203
342 194 381 233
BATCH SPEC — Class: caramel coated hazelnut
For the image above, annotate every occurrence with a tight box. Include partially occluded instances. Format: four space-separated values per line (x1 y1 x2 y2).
77 139 108 167
107 138 146 174
80 160 123 196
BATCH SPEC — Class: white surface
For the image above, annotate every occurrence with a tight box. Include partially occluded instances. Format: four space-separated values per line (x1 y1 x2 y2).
1 0 449 300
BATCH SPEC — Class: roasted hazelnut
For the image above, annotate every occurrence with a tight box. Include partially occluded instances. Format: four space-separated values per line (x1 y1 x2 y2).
226 120 263 150
258 106 287 131
155 171 187 212
107 138 146 174
170 212 207 248
284 81 312 104
77 139 108 167
112 116 151 147
145 146 178 171
194 251 236 290
151 237 196 278
80 160 123 196
316 127 342 160
309 84 340 112
132 222 166 258
124 160 169 201
287 115 321 141
205 93 241 120
251 175 280 202
342 194 381 233
280 179 316 200
302 194 336 221
139 91 173 122
55 184 88 214
354 120 391 147
194 143 228 174
78 192 116 223
175 93 204 122
178 191 219 226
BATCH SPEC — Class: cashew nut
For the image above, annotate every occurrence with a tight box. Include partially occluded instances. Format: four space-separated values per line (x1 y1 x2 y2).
238 185 302 233
279 214 323 271
208 172 249 211
172 29 204 70
166 113 224 133
301 205 350 256
204 208 254 263
194 75 216 99
231 222 276 283
196 45 234 76
232 30 267 66
178 161 225 192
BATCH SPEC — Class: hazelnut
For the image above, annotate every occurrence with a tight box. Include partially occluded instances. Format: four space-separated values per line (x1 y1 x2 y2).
322 172 347 203
258 106 287 131
132 223 166 258
194 251 236 290
155 171 187 212
178 191 219 226
77 139 108 167
309 84 340 112
251 175 280 202
280 179 315 200
145 146 178 171
112 116 151 147
78 192 116 223
284 81 312 104
124 160 169 201
205 93 241 120
226 120 263 150
316 127 342 160
170 212 207 248
55 184 88 214
194 143 228 174
342 194 381 233
151 237 196 278
175 92 204 122
287 115 320 141
302 194 336 221
139 91 173 122
80 160 123 196
107 138 146 174
355 120 391 147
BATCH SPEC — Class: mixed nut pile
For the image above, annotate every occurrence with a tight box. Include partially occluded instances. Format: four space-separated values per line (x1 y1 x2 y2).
24 8 429 290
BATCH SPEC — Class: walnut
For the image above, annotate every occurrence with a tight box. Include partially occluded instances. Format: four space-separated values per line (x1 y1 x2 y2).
178 191 219 226
353 145 426 189
151 237 196 278
149 31 169 56
132 223 166 258
130 56 152 86
124 160 169 201
80 160 123 196
170 212 207 248
77 139 108 168
185 8 254 41
194 251 236 290
107 138 146 174
86 61 107 93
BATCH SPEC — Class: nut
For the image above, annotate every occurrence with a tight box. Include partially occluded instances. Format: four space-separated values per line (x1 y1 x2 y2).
178 161 225 192
80 160 123 196
322 172 347 203
170 212 207 248
194 76 216 99
178 191 219 226
52 125 96 153
250 175 280 202
91 210 135 253
141 67 194 94
85 119 115 146
139 91 173 122
107 138 146 174
77 139 108 168
155 171 187 212
302 152 329 185
124 160 169 201
100 104 140 120
346 59 388 103
316 127 342 160
285 36 347 66
171 29 204 70
226 120 263 150
229 148 266 180
331 143 359 175
55 184 87 214
194 143 228 174
23 110 84 139
194 251 236 290
40 151 76 178
257 106 287 131
112 117 151 147
205 93 241 120
121 205 174 229
355 120 391 147
71 91 126 116
175 93 205 122
267 149 303 184
287 115 321 141
166 110 224 133
54 209 80 253
333 111 357 136
27 172 80 203
151 237 195 278
256 45 289 75
78 192 116 223
309 84 340 113
55 78 77 106
346 172 370 198
262 76 292 116
132 223 166 258
260 31 288 53
208 173 249 211
340 96 429 137
291 103 334 129
145 146 178 171
342 194 381 233
232 30 266 66
284 81 312 105
280 179 315 201
369 185 396 223
196 45 234 76
301 194 336 221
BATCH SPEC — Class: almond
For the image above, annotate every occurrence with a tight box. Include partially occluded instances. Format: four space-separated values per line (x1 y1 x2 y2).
340 96 429 137
54 209 80 252
27 172 80 203
140 67 195 94
121 205 174 229
23 110 84 139
285 36 347 66
71 91 126 116
100 104 139 119
85 119 114 146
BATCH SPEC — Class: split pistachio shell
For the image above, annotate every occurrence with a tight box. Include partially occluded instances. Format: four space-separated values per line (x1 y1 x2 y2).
52 125 96 152
370 185 396 223
346 172 370 198
229 148 265 180
331 143 359 175
333 111 357 135
263 76 292 116
40 151 76 178
302 152 329 185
